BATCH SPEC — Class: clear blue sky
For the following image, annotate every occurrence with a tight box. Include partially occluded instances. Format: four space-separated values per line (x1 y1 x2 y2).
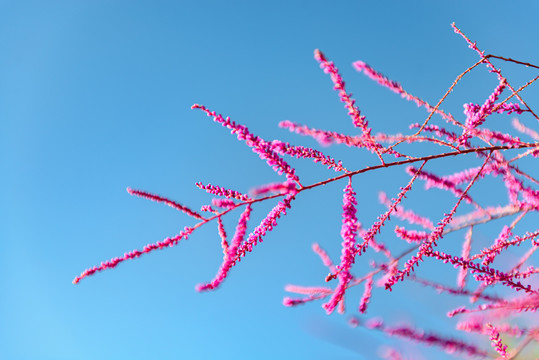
1 1 538 359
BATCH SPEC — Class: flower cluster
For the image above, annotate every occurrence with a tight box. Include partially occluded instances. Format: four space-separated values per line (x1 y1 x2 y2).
75 24 539 359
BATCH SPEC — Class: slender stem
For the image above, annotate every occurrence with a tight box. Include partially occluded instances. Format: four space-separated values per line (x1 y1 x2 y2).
485 54 539 70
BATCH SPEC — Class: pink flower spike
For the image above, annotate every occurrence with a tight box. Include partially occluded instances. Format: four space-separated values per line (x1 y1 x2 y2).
279 120 362 147
196 205 252 292
487 323 508 359
394 226 429 243
249 181 296 197
196 182 252 202
428 250 537 295
217 216 228 255
358 276 373 314
323 177 359 314
512 118 539 141
314 49 386 163
233 192 297 262
192 104 299 183
356 161 427 259
457 226 473 289
211 198 237 209
284 285 332 295
126 187 205 220
283 293 329 307
493 102 525 115
406 166 475 204
270 140 347 172
379 191 434 230
73 226 194 284
353 61 404 95
469 230 539 263
363 319 489 357
312 243 336 272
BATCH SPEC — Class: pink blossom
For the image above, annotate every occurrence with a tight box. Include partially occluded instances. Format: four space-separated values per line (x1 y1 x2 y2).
323 177 358 314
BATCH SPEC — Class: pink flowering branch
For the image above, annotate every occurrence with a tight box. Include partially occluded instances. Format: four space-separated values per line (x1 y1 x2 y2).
385 153 493 291
74 31 539 359
451 22 539 121
469 230 539 263
459 78 507 146
126 187 205 220
449 294 539 317
351 318 489 357
216 216 228 254
353 61 464 133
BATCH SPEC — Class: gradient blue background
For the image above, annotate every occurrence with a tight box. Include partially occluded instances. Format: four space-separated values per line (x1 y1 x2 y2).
1 1 538 359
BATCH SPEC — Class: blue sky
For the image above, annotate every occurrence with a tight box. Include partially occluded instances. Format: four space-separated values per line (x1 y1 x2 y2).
1 1 538 359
